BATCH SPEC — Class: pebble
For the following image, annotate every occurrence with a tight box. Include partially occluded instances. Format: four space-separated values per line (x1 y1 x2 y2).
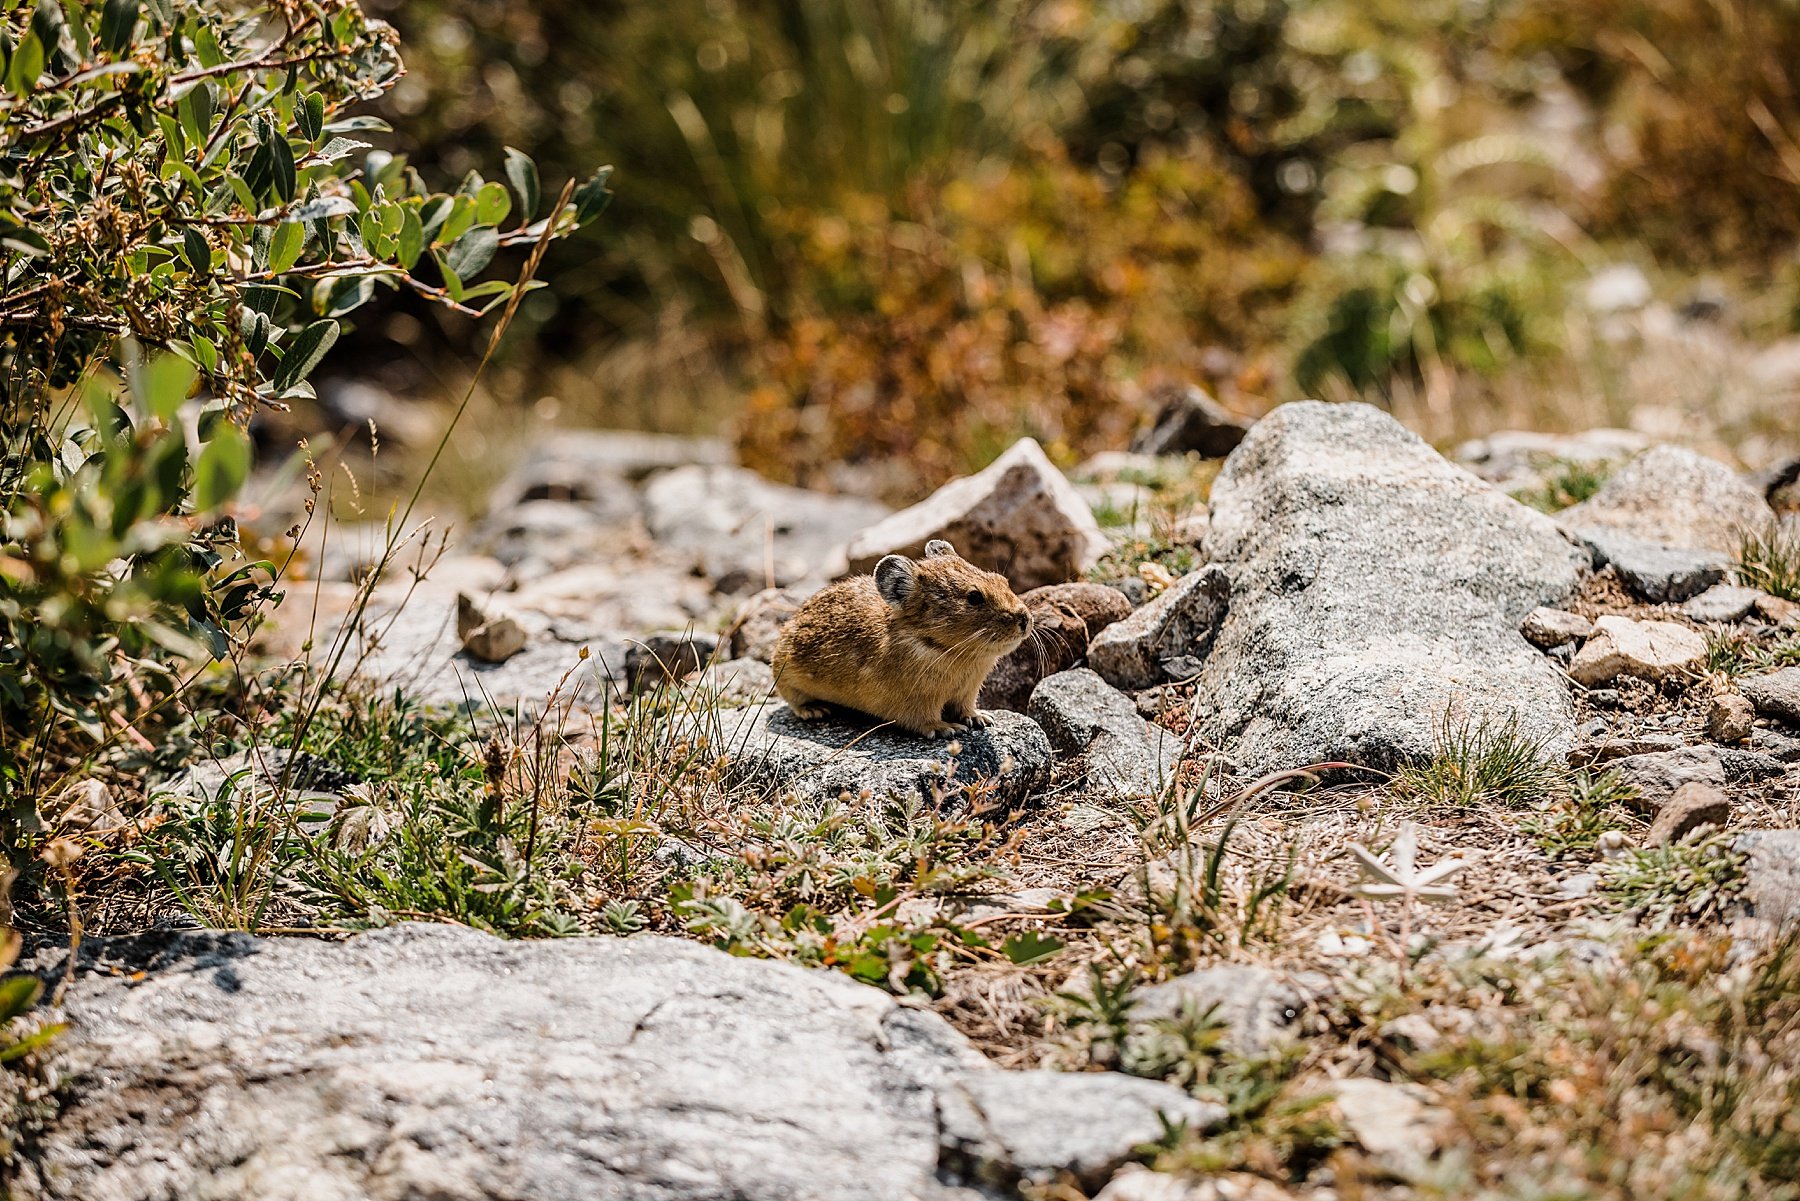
1706 693 1757 744
1645 782 1731 846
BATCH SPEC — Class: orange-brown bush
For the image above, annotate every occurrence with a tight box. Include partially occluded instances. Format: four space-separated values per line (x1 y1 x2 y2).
737 145 1303 500
1504 0 1800 267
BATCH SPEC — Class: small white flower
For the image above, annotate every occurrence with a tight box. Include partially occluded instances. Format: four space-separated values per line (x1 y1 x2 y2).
1347 823 1470 905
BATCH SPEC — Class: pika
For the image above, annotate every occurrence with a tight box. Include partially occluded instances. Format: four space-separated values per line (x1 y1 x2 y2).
772 540 1031 738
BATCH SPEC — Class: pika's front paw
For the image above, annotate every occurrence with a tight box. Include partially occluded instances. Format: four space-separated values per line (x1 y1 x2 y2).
963 711 994 729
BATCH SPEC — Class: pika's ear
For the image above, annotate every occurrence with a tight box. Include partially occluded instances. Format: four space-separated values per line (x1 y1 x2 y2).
923 539 955 559
874 555 917 605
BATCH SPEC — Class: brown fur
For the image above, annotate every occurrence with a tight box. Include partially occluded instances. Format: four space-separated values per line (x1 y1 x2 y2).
772 542 1031 737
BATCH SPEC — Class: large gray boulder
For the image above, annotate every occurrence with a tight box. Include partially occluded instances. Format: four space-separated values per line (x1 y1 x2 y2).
1569 528 1727 604
15 925 1215 1201
1195 402 1589 774
713 700 1053 808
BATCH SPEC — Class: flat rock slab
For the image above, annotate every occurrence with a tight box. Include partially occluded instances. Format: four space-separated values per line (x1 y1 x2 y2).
1684 585 1767 624
1609 745 1727 810
645 465 890 591
1570 527 1728 604
15 925 1208 1201
713 700 1053 808
1568 615 1708 686
1196 402 1589 774
334 594 628 711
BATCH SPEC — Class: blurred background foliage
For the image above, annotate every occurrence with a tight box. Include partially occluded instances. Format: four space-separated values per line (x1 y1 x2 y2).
343 0 1800 500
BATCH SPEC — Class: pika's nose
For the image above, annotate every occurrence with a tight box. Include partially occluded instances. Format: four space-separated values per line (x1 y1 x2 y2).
1015 611 1030 632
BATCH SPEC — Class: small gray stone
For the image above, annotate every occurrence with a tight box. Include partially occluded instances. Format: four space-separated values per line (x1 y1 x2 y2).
1128 965 1307 1056
625 630 720 690
1571 527 1729 604
1742 667 1800 727
1734 829 1800 929
1645 782 1731 846
1753 727 1800 762
1683 585 1766 624
1087 566 1229 691
1587 689 1623 709
1609 745 1727 810
49 780 128 833
846 438 1109 592
1028 669 1180 801
1756 592 1800 630
1581 732 1686 761
1333 1078 1441 1177
713 700 1051 809
156 747 360 803
1520 606 1593 649
939 1071 1221 1189
1708 693 1758 744
456 591 528 663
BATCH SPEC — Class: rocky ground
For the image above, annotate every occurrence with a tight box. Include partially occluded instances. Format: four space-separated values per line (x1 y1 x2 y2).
11 397 1800 1200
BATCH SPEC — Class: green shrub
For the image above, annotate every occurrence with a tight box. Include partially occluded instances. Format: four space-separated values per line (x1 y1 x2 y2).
0 0 606 862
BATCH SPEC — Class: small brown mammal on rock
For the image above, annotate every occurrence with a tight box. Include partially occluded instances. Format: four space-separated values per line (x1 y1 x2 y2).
772 540 1031 738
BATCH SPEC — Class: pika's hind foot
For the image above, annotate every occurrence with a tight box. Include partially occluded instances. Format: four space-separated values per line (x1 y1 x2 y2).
790 701 832 721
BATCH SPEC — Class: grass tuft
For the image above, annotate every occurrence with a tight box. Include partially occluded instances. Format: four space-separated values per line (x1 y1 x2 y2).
1396 714 1563 811
1739 522 1800 603
1706 627 1800 678
1513 457 1617 513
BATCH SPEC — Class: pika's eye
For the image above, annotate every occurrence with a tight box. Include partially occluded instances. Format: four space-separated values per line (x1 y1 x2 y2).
966 589 985 607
